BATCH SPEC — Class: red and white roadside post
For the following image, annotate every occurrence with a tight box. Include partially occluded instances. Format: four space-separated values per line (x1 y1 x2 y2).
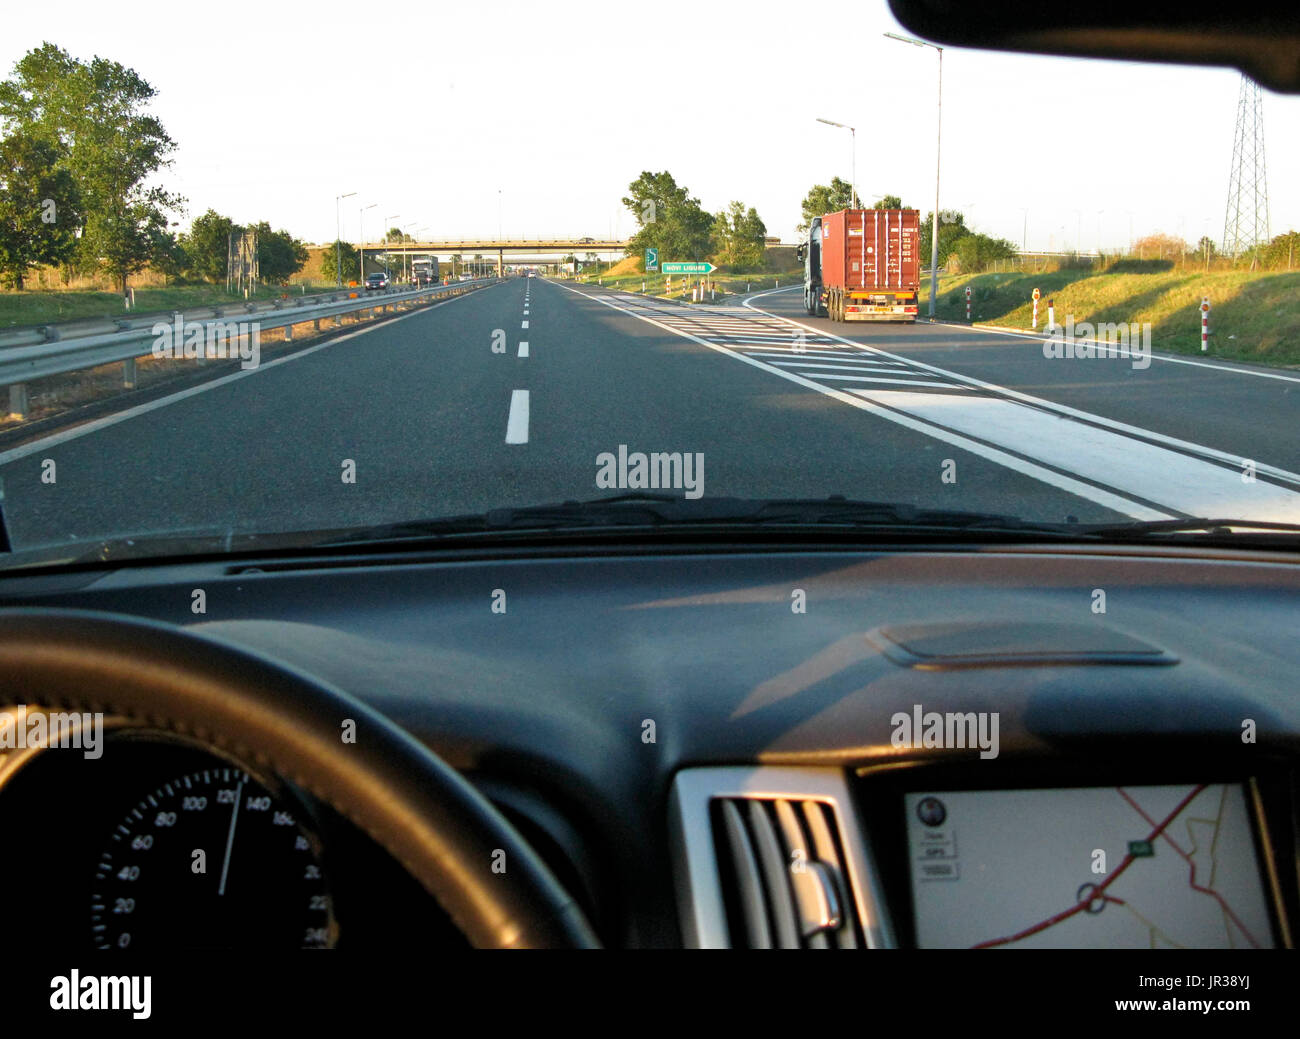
965 286 972 321
1201 296 1210 351
1032 287 1040 329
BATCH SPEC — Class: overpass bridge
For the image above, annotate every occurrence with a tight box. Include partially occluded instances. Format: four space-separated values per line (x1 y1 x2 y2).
360 239 630 274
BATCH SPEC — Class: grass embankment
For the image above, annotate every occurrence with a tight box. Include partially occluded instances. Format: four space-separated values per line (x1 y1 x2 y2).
922 265 1300 366
0 281 348 328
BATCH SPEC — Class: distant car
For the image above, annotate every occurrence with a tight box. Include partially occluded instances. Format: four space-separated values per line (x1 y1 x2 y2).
365 272 389 291
577 237 595 244
527 271 536 278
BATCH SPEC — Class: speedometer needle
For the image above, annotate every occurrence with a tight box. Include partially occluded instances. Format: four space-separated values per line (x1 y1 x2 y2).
218 777 245 896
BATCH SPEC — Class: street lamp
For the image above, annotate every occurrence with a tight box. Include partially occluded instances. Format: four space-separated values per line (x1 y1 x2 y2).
383 214 400 277
358 203 376 282
885 32 943 319
815 118 857 209
335 192 355 288
1019 207 1029 252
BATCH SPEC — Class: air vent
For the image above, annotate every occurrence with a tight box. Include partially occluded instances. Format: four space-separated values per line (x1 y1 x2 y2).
712 797 859 948
669 767 894 948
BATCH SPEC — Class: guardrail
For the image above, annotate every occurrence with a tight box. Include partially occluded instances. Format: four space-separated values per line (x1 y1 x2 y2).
2 278 499 421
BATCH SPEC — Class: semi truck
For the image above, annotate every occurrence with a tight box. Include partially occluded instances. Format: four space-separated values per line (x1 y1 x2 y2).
410 257 440 286
796 208 921 322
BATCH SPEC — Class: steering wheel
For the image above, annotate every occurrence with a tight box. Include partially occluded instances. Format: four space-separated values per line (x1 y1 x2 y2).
0 608 599 949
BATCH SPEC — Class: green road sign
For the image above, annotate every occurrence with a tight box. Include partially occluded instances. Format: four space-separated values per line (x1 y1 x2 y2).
645 248 658 271
661 262 717 274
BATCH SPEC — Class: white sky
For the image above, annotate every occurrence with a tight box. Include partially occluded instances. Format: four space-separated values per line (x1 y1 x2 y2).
5 0 1298 252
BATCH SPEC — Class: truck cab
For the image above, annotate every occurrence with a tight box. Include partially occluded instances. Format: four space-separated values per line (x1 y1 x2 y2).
795 217 827 317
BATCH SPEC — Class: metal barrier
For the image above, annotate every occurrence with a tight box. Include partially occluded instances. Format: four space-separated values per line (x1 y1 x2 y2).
2 278 499 420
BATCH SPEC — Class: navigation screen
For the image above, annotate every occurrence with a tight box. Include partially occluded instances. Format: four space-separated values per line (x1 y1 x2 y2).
903 784 1275 949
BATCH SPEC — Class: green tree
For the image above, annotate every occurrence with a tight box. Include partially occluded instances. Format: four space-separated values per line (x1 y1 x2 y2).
0 132 81 289
1261 230 1298 270
622 170 714 270
710 200 767 271
320 240 360 283
948 233 1017 273
797 176 854 232
149 226 188 283
182 209 238 283
252 221 308 284
873 195 905 209
919 210 971 271
0 43 184 293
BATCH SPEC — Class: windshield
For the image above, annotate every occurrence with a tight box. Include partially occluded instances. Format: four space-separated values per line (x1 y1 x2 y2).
1 2 1299 563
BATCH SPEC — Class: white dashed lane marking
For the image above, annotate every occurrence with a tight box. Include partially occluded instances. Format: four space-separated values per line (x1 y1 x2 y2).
505 389 529 444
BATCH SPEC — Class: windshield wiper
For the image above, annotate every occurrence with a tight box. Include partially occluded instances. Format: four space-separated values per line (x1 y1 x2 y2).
315 495 1088 546
1071 517 1300 538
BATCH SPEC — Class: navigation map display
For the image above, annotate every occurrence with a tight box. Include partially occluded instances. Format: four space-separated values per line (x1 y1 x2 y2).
904 784 1274 948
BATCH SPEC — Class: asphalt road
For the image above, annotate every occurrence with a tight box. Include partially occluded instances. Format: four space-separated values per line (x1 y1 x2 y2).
2 276 1300 551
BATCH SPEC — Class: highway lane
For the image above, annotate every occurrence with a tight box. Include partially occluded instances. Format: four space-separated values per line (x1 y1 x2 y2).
755 286 1300 479
2 275 1299 552
0 276 1141 551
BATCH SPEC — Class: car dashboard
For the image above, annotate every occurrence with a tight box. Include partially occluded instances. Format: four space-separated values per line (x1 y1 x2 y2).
1 539 1298 951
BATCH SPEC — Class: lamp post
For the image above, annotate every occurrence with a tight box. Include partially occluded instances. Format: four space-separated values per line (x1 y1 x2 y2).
335 192 355 287
815 117 857 209
358 203 376 283
885 32 942 318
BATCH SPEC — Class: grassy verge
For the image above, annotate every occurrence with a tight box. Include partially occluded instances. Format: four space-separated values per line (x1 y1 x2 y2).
921 267 1300 366
0 281 354 329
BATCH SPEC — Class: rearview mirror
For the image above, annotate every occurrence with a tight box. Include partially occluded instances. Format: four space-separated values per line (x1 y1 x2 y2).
888 0 1300 92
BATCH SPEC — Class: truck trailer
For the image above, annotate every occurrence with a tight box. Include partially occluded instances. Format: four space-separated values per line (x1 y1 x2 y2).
797 208 921 322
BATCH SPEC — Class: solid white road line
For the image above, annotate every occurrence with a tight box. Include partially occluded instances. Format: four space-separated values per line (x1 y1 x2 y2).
518 340 529 357
560 282 1300 521
505 390 530 444
743 287 1300 490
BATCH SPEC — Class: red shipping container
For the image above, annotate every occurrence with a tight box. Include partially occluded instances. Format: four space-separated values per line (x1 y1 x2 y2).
820 209 921 292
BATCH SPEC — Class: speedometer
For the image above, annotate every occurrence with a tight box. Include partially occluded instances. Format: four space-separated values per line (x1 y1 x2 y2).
91 765 336 949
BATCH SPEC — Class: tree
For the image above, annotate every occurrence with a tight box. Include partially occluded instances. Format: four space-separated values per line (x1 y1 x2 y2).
710 200 766 271
873 195 905 209
0 43 184 293
1196 235 1217 260
252 221 308 284
180 209 238 283
947 233 1017 274
622 170 714 270
1133 233 1187 261
320 240 359 283
0 132 81 289
1261 230 1298 270
797 177 854 232
149 226 188 283
919 209 971 271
